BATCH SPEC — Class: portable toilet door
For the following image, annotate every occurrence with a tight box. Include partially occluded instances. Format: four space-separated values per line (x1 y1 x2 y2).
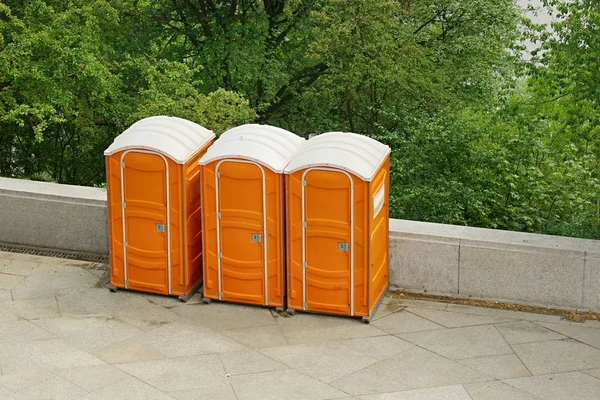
199 124 304 309
284 132 391 322
104 116 215 300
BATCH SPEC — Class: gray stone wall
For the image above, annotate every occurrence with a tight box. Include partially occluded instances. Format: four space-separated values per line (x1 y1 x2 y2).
390 219 600 312
0 178 598 311
0 177 108 255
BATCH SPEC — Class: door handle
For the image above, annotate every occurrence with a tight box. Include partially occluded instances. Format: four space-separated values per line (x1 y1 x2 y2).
251 233 262 243
155 223 166 233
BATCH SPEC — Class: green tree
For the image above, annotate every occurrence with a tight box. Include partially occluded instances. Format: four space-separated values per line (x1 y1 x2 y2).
0 1 256 185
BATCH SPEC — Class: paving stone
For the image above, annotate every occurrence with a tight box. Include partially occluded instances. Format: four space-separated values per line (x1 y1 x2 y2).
444 303 562 322
218 325 288 349
0 273 24 290
34 316 144 352
0 369 56 392
0 319 53 343
261 342 378 383
0 258 42 276
229 369 346 400
139 292 186 308
38 257 100 269
399 325 513 360
583 368 600 379
84 376 174 400
331 367 413 396
0 339 105 374
277 313 386 344
56 287 181 324
494 320 567 344
457 354 531 380
92 340 166 364
12 268 99 300
511 339 600 375
168 385 237 400
0 385 14 399
2 253 600 399
218 350 288 375
116 355 228 392
54 364 130 392
582 319 600 329
371 309 446 334
407 308 516 328
93 321 246 364
537 321 600 349
181 292 203 306
15 376 90 400
505 371 600 400
332 347 490 395
0 297 61 319
371 301 407 321
446 304 600 327
0 289 13 302
144 322 248 356
172 302 277 331
340 335 415 360
384 298 448 311
0 254 91 269
0 305 18 322
464 381 538 400
358 385 472 400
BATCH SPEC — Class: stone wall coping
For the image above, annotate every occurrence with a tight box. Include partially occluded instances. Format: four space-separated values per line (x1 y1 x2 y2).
390 219 600 255
0 177 107 206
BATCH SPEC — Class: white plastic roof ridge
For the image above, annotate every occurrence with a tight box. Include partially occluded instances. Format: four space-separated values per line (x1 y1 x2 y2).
308 132 387 160
318 131 391 158
223 124 303 146
284 131 391 181
307 132 379 158
134 118 209 145
292 141 379 163
127 117 201 140
104 116 215 163
120 125 196 149
216 131 293 155
198 124 304 172
219 126 304 153
215 136 290 159
125 117 213 146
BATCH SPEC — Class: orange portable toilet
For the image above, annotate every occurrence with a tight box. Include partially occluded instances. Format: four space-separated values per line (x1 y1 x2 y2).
199 124 304 309
104 116 215 301
284 132 391 322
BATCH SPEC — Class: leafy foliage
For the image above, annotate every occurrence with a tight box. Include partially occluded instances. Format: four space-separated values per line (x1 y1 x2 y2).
0 0 598 238
0 1 256 184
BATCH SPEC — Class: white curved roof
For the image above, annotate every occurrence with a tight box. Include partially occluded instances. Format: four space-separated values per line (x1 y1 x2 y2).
284 132 391 181
104 116 215 163
198 124 305 173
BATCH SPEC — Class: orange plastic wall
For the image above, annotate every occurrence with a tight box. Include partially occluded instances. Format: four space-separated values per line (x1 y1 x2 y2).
201 159 285 307
286 159 390 318
368 158 390 315
106 145 210 297
182 150 208 293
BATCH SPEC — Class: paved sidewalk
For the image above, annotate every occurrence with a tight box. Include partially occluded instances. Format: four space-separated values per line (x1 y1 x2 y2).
1 251 600 399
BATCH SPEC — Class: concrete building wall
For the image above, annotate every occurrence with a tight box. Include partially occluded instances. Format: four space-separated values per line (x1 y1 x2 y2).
0 178 598 311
